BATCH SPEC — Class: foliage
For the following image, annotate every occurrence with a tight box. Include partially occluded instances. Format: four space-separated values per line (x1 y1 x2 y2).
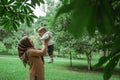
56 0 120 80
56 0 115 37
0 0 44 31
0 42 6 52
0 0 120 80
0 23 40 55
54 13 103 70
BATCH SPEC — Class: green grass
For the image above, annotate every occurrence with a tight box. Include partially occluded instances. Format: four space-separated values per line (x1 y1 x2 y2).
0 55 119 80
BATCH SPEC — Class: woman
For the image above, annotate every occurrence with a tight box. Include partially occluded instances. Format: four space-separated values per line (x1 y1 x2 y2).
17 36 49 80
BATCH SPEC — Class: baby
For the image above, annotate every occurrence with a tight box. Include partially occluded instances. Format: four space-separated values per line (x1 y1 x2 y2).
38 27 54 63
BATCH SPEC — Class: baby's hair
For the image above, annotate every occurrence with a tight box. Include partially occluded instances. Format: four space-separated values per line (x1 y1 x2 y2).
38 27 46 32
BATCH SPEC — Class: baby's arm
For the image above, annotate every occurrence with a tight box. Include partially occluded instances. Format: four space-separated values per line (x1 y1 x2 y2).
41 33 50 40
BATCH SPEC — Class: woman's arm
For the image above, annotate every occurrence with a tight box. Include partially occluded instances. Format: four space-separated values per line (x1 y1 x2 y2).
27 47 47 56
27 38 49 56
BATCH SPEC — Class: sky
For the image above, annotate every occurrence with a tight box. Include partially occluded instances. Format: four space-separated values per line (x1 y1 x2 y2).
33 0 59 17
33 4 47 17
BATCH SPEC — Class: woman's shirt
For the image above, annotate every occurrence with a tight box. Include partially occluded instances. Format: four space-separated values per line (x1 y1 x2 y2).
27 48 45 80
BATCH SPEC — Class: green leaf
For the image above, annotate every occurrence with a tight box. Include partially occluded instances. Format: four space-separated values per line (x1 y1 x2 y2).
14 20 20 27
26 17 31 27
30 14 38 18
94 56 108 69
96 2 106 34
26 5 33 13
39 0 44 4
1 0 8 4
29 16 34 23
55 3 73 18
56 0 115 38
31 0 42 6
87 5 97 36
68 0 94 38
12 22 18 31
96 1 115 35
24 7 28 14
27 3 34 8
103 55 120 80
31 0 35 6
103 0 115 34
3 22 10 30
19 14 25 23
36 0 40 6
8 0 15 4
106 38 120 60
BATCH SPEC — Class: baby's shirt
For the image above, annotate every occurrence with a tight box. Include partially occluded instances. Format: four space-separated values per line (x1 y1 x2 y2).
40 31 54 46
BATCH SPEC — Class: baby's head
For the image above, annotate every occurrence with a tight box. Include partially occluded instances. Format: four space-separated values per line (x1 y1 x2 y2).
38 27 47 37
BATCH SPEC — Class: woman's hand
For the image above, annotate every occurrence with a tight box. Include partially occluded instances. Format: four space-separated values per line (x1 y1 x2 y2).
44 37 50 46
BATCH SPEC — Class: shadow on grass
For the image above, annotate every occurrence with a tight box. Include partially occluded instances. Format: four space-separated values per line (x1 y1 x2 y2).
65 65 120 75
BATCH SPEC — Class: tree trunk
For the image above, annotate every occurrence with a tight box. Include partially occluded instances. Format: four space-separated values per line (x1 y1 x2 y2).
86 52 92 70
70 52 72 67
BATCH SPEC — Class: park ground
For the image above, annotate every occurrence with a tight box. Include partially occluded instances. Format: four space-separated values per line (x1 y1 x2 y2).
0 55 119 80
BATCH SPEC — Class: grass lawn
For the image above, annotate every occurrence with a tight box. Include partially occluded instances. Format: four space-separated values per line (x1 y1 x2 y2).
0 55 119 80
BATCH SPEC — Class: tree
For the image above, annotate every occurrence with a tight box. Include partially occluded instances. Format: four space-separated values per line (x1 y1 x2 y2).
0 0 44 31
54 14 97 70
56 0 120 80
0 23 36 55
0 0 120 80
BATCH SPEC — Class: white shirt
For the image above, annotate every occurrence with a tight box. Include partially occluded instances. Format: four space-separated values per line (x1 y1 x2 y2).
40 31 54 46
